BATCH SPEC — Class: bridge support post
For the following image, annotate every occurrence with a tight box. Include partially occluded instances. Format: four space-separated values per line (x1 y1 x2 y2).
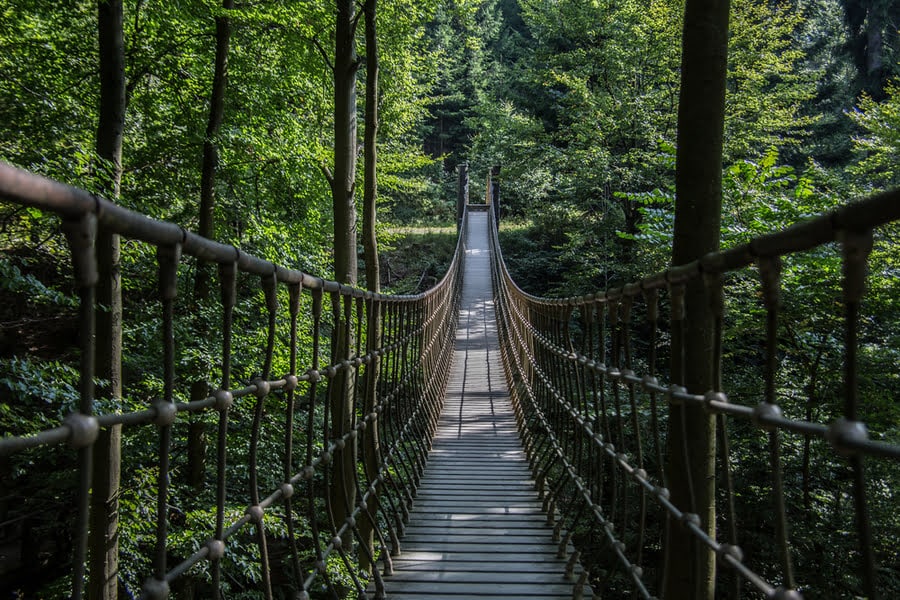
490 165 500 224
456 163 468 232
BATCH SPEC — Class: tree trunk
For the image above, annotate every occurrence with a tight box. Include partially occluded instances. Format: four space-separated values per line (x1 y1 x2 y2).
663 0 730 598
189 0 232 495
360 0 381 572
90 1 126 598
363 0 380 296
329 0 360 551
196 0 233 301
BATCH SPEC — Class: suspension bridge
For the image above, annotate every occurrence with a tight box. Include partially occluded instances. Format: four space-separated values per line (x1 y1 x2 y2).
0 161 899 600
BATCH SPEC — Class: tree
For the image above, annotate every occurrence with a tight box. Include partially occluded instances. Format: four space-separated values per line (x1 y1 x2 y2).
327 0 361 551
665 0 730 597
89 1 126 597
363 0 380 296
849 80 900 190
360 0 381 570
196 0 234 301
842 0 900 100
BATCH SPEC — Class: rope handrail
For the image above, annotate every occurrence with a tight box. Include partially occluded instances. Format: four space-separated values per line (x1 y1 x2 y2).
488 187 900 599
0 160 464 599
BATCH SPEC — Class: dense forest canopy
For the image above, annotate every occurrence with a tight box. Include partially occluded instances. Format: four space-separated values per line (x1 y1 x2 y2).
0 0 899 597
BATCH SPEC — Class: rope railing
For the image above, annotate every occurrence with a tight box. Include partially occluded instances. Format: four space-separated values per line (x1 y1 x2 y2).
0 161 463 598
489 187 900 599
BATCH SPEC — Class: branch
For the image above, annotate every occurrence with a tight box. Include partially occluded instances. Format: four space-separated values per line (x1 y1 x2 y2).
350 7 363 37
311 36 334 72
320 162 335 188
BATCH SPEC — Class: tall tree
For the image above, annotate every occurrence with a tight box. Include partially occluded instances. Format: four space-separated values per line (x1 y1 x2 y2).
196 0 233 300
363 0 380 296
327 0 361 550
664 0 729 597
90 0 126 598
360 0 381 570
843 0 900 99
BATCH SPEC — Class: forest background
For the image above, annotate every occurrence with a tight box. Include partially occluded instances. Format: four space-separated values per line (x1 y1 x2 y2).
1 0 899 597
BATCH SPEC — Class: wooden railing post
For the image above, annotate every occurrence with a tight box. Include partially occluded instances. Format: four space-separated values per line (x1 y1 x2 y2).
457 163 468 232
491 165 500 224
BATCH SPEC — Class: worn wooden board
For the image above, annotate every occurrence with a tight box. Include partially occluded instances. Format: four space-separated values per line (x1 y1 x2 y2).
374 212 593 599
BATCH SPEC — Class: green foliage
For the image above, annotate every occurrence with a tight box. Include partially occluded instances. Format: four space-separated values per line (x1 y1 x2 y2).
0 254 77 307
849 81 900 190
0 356 81 431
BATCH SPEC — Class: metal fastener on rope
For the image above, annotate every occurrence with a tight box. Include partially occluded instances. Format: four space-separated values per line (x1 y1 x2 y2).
207 540 226 561
717 543 744 563
281 483 294 499
152 400 177 427
681 513 701 529
252 379 270 397
825 418 869 455
213 389 233 411
704 390 728 412
246 505 264 523
752 402 783 430
141 577 170 600
64 413 99 448
667 384 687 405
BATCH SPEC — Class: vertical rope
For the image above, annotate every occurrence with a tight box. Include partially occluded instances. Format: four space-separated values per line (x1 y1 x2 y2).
304 287 336 597
144 243 181 597
622 295 647 570
248 272 277 600
284 282 303 588
643 288 664 485
61 214 98 600
211 260 236 597
706 270 740 599
840 230 877 598
758 257 795 591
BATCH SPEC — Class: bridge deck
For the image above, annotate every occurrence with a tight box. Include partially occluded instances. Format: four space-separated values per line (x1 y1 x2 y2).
380 210 589 599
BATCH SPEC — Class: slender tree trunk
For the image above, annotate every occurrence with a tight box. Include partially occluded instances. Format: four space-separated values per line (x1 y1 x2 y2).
329 0 360 551
664 0 730 598
90 1 126 598
196 0 233 300
189 0 232 492
363 0 379 295
360 0 381 571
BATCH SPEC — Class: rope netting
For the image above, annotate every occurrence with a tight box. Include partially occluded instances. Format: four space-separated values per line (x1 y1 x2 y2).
489 188 900 599
0 162 463 598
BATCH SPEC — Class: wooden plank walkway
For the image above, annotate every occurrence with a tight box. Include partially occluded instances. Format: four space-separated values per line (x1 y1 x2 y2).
379 209 590 599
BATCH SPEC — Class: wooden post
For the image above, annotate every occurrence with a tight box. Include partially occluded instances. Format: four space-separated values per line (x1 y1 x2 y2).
490 165 500 224
457 163 468 231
